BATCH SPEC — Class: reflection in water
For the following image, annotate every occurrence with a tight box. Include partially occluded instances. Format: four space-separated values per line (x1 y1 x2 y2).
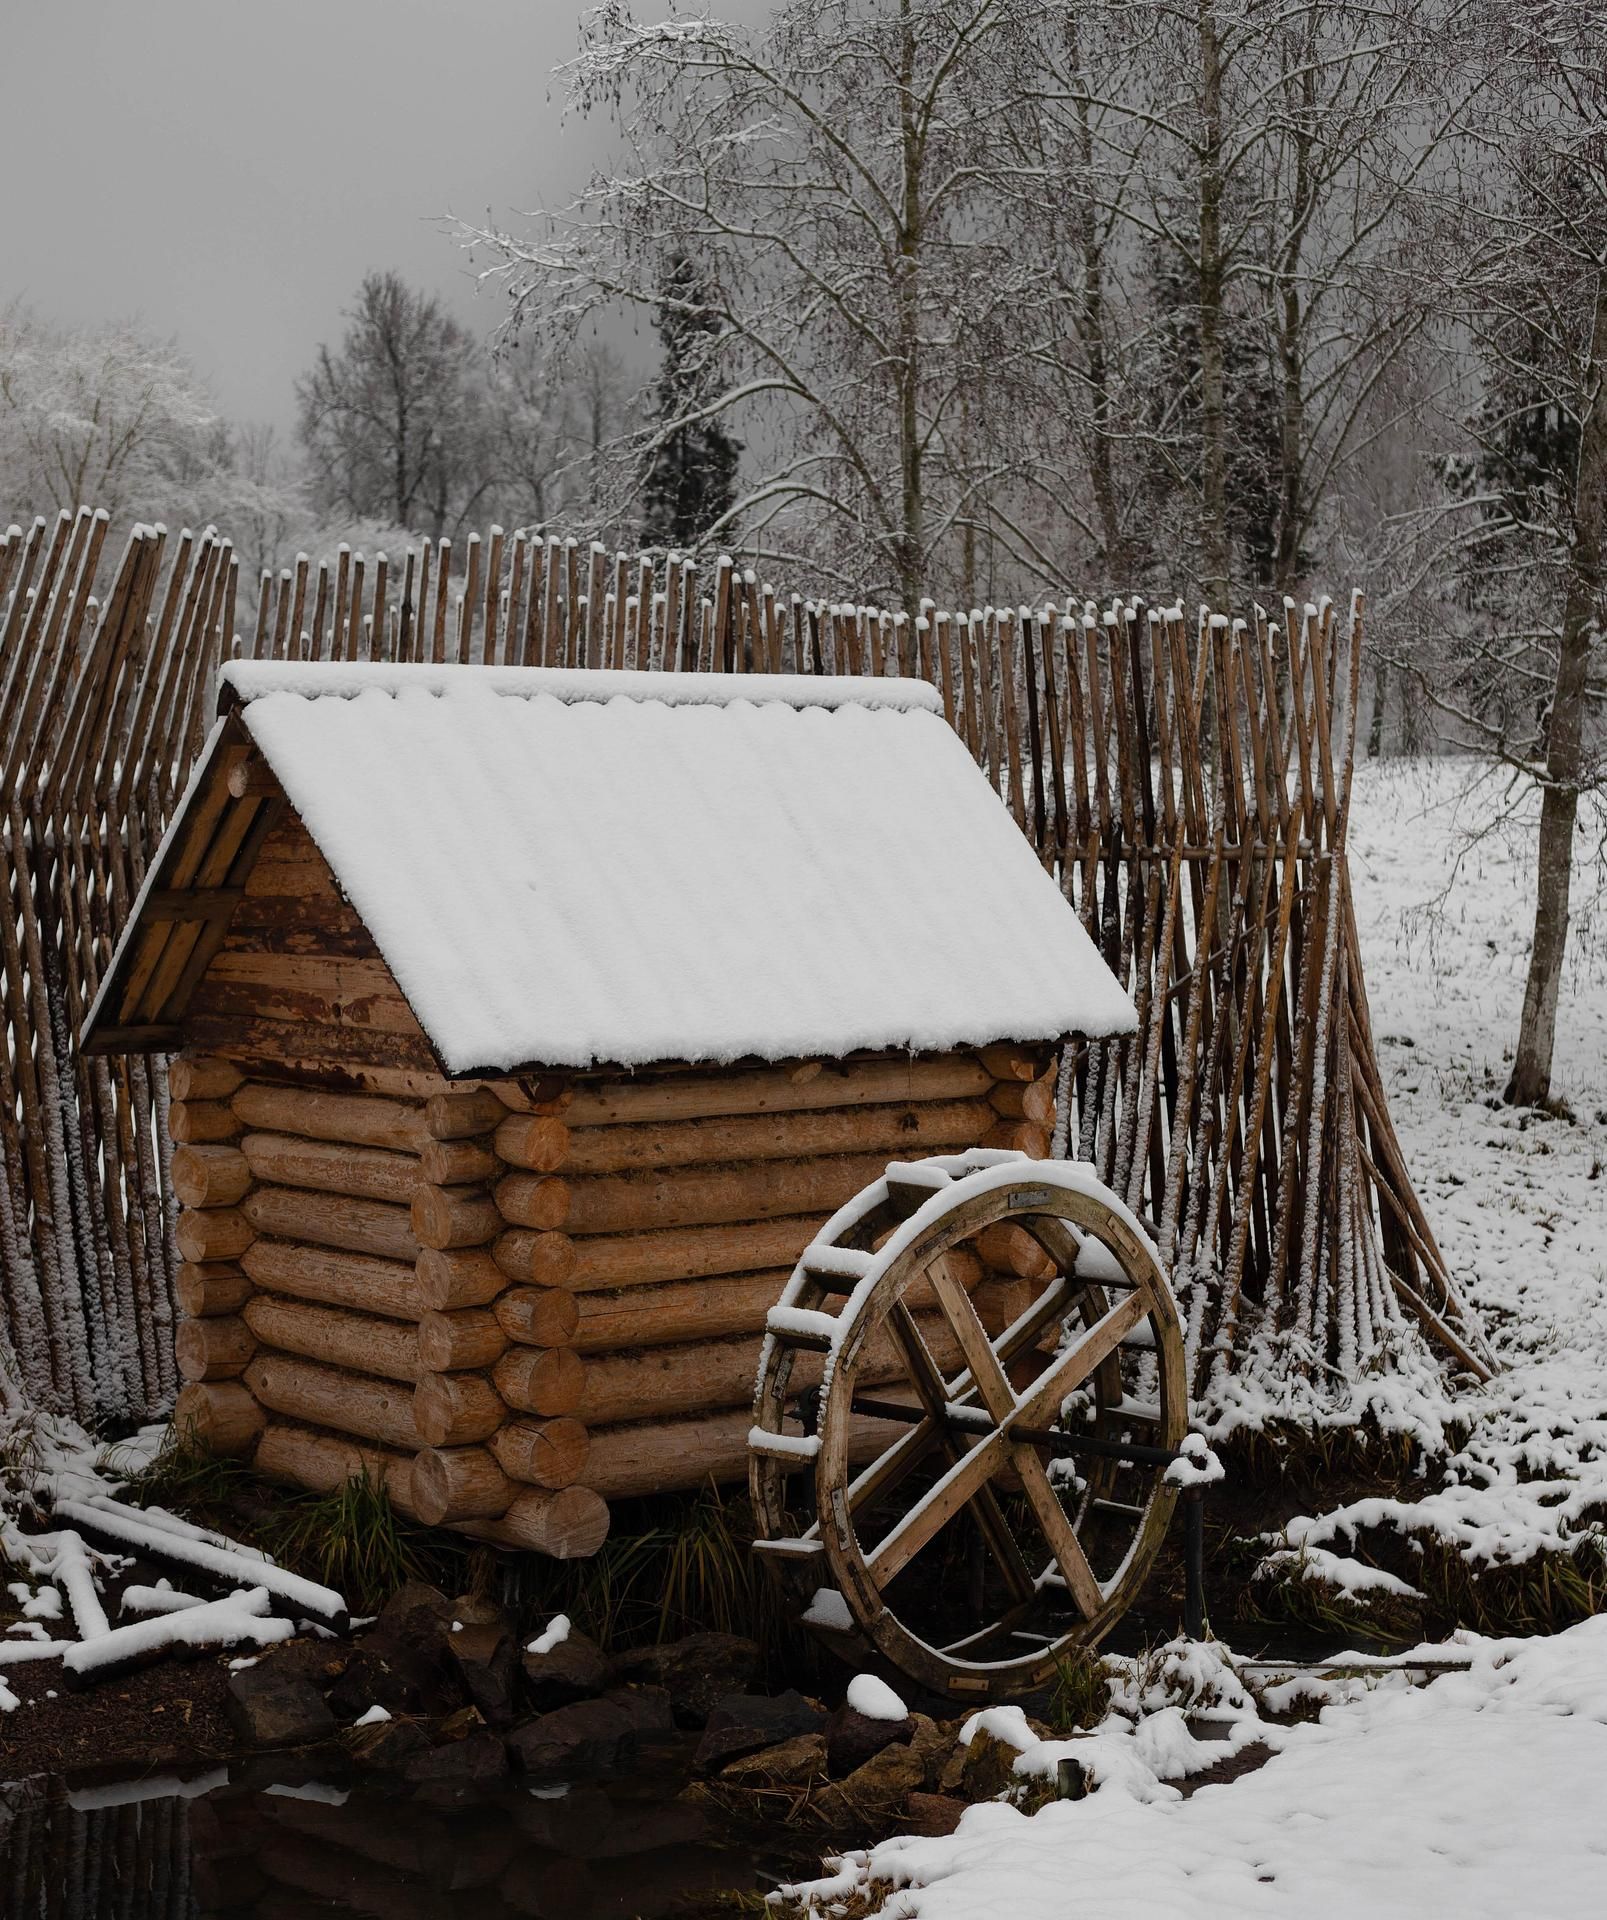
1 1765 767 1917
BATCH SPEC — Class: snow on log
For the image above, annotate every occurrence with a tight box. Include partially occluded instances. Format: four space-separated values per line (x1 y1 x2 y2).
53 1499 347 1628
62 1588 293 1687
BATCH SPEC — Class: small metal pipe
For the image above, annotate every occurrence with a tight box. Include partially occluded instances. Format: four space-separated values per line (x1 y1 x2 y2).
1184 1486 1207 1639
849 1395 1179 1468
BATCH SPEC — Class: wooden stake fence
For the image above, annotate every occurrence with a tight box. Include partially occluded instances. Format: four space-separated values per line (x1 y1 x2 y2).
0 511 1489 1431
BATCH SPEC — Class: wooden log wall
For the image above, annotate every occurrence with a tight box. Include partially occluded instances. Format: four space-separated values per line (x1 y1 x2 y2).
1 501 1484 1432
171 1043 1049 1549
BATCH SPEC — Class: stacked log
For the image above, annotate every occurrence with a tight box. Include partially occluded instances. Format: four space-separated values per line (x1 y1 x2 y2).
168 1042 1056 1563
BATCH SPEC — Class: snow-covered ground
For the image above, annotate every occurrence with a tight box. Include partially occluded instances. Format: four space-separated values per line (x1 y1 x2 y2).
793 1620 1607 1918
1280 760 1607 1575
784 759 1607 1918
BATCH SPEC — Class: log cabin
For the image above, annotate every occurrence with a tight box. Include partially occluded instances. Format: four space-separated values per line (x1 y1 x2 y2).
84 662 1136 1560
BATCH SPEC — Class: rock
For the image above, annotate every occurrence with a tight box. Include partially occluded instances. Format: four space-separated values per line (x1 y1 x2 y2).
958 1725 1021 1802
225 1667 337 1749
328 1586 467 1720
341 1714 430 1771
447 1621 518 1725
434 1703 488 1742
520 1629 610 1710
507 1695 642 1781
376 1579 455 1636
612 1633 760 1728
327 1640 449 1720
253 1636 349 1689
718 1731 829 1789
813 1738 927 1827
693 1690 827 1772
906 1713 951 1786
904 1791 967 1837
447 1590 513 1632
602 1682 675 1735
402 1728 508 1788
825 1703 914 1778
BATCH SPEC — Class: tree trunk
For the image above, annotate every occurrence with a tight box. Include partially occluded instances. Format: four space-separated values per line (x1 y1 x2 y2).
1367 656 1387 757
1273 58 1317 595
895 0 925 612
1196 0 1230 609
1506 273 1606 1106
1066 16 1127 582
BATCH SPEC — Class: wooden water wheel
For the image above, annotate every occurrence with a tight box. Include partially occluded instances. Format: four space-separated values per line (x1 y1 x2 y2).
749 1150 1187 1699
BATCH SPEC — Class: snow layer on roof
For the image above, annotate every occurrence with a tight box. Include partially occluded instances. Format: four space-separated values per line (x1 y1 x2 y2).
222 658 942 713
228 666 1135 1074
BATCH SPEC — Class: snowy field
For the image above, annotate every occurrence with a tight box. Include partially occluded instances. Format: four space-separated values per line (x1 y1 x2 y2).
1284 760 1607 1576
786 759 1607 1918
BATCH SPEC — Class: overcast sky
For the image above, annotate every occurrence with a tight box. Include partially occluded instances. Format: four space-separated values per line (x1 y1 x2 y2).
0 0 685 432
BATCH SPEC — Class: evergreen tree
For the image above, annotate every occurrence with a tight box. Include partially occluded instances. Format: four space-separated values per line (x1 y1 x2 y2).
640 254 741 550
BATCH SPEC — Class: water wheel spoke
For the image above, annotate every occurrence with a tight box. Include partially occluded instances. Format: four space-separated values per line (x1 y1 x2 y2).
923 1253 1016 1422
845 1411 941 1516
1012 1290 1151 1433
886 1303 1036 1606
864 1425 1011 1588
1014 1447 1105 1617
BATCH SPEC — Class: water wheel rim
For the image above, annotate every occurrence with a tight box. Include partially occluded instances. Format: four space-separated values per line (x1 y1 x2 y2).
811 1175 1187 1699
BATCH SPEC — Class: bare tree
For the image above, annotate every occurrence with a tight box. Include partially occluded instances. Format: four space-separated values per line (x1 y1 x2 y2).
456 0 1052 606
1413 0 1607 1105
484 333 637 539
296 272 493 541
0 303 217 523
1019 0 1470 606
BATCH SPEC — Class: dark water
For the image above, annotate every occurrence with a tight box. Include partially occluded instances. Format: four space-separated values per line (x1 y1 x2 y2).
1 1753 801 1919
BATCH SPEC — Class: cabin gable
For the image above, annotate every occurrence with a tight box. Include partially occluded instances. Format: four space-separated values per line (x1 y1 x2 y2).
185 809 438 1078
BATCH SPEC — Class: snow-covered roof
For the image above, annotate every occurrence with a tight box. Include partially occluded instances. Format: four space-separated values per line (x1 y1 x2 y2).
194 663 1136 1075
